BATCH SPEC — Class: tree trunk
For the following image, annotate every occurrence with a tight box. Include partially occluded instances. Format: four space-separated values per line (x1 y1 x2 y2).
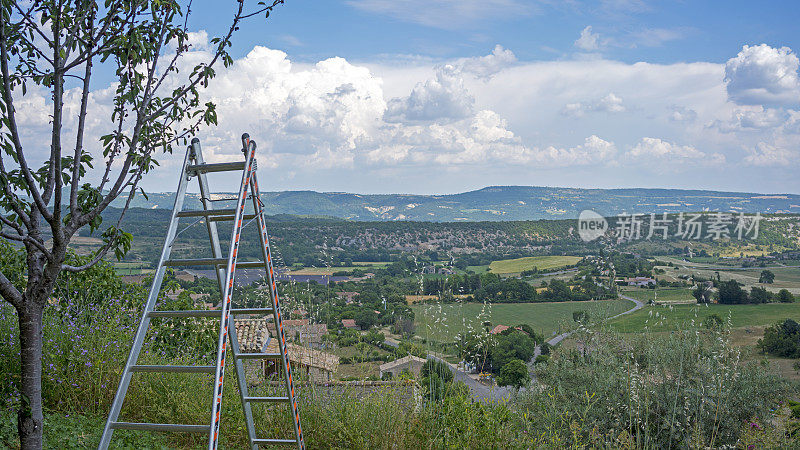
17 302 44 450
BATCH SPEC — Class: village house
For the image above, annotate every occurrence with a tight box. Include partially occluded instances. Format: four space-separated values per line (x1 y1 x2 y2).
490 324 510 335
266 319 329 349
379 355 426 379
234 318 339 383
336 291 359 304
341 318 359 330
621 276 656 287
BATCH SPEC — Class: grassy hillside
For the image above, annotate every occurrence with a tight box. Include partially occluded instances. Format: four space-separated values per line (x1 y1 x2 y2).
413 299 632 342
620 287 695 303
609 302 800 332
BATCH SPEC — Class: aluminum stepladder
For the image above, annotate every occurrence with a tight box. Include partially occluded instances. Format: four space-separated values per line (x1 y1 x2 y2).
99 134 304 449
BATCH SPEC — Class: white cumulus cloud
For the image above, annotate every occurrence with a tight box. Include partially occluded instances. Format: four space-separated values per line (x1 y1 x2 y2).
562 92 625 117
457 45 517 79
725 44 800 107
744 142 797 166
384 65 474 123
627 137 725 165
574 26 602 52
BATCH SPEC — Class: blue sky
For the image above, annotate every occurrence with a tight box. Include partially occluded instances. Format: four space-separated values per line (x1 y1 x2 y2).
195 1 800 66
14 1 800 195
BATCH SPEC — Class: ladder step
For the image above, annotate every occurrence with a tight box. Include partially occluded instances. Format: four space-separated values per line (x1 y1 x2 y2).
231 307 274 315
110 422 209 433
245 396 290 403
129 365 215 373
163 258 265 268
253 438 298 445
236 352 282 360
207 213 257 222
148 310 221 318
164 258 226 267
186 161 246 174
175 209 257 222
176 208 236 217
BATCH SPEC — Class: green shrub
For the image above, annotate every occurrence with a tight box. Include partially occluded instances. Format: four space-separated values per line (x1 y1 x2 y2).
517 327 789 448
497 359 530 389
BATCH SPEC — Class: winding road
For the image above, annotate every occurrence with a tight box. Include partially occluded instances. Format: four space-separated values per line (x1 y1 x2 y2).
543 294 645 347
432 294 646 402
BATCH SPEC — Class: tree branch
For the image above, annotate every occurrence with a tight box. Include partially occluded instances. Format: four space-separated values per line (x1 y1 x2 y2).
62 157 146 273
0 269 22 308
0 230 50 257
145 1 245 122
69 10 95 219
47 0 65 246
0 10 53 223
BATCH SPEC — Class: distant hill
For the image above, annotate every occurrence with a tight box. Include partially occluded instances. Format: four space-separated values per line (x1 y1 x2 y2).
112 186 800 222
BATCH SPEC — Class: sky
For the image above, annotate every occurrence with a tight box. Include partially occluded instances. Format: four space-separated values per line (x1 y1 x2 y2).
13 0 800 194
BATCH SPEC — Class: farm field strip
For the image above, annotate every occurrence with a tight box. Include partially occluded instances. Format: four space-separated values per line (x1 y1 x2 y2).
489 255 582 274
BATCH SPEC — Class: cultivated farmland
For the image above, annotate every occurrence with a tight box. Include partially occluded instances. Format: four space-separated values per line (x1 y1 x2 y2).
489 255 582 274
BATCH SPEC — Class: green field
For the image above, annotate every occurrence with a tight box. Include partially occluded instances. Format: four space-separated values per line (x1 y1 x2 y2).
413 299 633 343
620 287 695 304
466 265 490 274
609 302 800 333
656 257 800 294
489 255 582 274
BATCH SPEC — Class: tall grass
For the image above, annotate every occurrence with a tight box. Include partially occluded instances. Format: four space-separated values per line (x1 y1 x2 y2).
0 289 796 448
516 326 790 448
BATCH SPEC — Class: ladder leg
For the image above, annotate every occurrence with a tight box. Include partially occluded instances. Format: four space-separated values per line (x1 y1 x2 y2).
192 138 259 448
99 145 194 449
229 316 259 449
190 139 228 293
207 138 257 450
250 171 305 450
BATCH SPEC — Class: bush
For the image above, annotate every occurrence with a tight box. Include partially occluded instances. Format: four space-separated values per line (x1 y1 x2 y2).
703 313 723 329
777 289 795 303
497 359 530 389
758 319 800 358
421 359 453 384
518 328 788 448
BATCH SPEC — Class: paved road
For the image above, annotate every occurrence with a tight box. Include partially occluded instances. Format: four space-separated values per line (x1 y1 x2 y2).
427 354 513 402
539 294 645 349
429 295 646 402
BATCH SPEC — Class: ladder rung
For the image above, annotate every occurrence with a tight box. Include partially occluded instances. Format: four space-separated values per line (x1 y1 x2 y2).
236 352 282 360
231 307 274 315
176 208 236 217
148 310 221 318
186 161 246 174
163 258 265 268
245 396 290 402
253 438 298 445
164 258 226 267
110 422 209 433
129 365 215 373
207 213 257 222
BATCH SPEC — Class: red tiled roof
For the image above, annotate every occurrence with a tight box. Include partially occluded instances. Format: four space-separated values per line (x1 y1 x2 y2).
490 324 510 335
